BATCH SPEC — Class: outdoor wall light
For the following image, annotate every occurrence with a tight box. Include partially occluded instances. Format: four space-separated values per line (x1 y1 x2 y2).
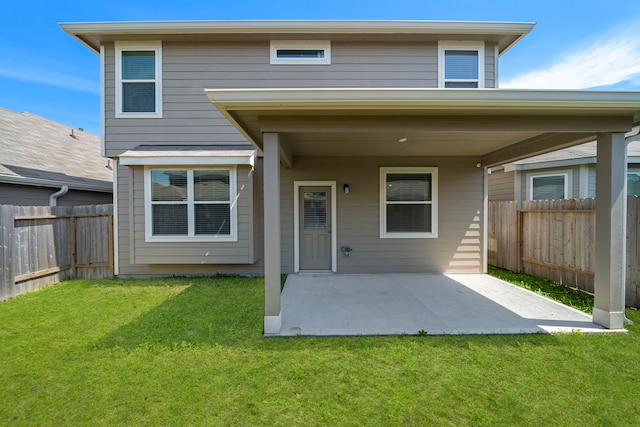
343 184 350 194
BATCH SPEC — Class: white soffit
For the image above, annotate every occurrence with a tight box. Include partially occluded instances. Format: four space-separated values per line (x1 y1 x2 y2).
119 148 256 166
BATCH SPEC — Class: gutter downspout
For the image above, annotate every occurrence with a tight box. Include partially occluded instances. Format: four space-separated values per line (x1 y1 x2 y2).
49 185 69 206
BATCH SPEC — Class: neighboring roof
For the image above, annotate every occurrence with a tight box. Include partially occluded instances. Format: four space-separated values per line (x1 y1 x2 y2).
60 20 535 55
0 108 112 192
514 140 640 165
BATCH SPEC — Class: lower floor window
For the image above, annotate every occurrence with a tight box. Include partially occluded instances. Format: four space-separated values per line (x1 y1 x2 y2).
628 172 640 196
529 173 568 200
380 167 438 238
146 167 237 241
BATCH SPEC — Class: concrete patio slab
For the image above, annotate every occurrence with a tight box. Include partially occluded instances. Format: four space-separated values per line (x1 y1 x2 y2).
272 273 618 337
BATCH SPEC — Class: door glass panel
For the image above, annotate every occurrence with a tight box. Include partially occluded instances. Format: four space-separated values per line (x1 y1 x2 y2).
303 191 327 230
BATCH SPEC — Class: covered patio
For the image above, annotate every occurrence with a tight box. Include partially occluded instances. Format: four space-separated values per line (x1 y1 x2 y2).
205 88 640 334
273 273 609 336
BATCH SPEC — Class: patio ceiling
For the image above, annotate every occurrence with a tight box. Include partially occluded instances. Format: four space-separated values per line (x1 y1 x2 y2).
205 88 640 167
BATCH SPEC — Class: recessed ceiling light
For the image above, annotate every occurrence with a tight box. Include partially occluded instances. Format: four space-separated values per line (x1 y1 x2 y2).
398 137 408 143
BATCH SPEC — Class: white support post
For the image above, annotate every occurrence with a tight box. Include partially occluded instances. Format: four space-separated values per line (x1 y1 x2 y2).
593 132 627 329
263 133 282 334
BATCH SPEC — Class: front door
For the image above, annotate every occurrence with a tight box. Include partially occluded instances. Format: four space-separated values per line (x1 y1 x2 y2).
299 186 332 270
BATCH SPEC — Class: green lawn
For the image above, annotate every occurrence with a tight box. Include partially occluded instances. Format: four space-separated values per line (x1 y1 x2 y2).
0 276 639 426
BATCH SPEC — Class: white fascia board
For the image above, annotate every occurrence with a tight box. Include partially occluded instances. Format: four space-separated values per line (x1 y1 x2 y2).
0 174 112 192
59 20 535 36
119 150 256 166
204 88 640 113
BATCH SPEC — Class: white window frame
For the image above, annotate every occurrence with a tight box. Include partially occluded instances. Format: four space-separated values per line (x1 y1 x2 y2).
270 40 331 65
115 40 163 118
380 167 438 239
438 41 485 88
527 171 571 201
144 166 238 242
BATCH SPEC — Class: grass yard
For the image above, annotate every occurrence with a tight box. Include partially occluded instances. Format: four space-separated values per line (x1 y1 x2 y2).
0 275 639 426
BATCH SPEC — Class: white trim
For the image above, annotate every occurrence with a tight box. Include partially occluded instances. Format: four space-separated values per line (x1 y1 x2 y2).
120 149 256 166
293 181 337 273
115 40 162 118
264 312 282 334
483 166 488 273
144 166 238 242
270 40 331 65
99 45 106 157
112 159 119 276
379 167 438 239
494 44 499 88
205 87 640 112
526 170 571 200
438 40 485 88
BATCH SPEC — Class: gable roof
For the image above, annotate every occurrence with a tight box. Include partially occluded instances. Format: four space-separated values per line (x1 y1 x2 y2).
0 108 112 192
60 20 535 55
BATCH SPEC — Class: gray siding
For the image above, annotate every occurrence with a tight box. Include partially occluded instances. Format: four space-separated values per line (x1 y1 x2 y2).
116 163 261 277
487 167 515 201
104 40 496 157
281 157 484 274
0 183 111 206
485 42 497 88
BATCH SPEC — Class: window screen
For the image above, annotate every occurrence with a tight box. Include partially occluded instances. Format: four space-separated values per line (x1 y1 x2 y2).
628 173 640 196
382 170 435 236
149 169 233 238
532 175 566 200
121 50 156 113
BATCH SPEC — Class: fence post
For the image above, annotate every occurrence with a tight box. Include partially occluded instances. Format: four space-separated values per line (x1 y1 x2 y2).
69 216 76 279
1 205 16 300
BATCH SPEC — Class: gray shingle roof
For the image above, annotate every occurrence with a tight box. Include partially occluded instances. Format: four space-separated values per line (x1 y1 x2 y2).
515 140 640 165
0 108 112 191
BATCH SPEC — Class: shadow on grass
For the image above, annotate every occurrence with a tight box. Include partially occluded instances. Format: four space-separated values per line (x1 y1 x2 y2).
93 277 265 350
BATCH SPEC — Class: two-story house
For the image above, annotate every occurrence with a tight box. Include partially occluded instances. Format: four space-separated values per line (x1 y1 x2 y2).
62 20 640 333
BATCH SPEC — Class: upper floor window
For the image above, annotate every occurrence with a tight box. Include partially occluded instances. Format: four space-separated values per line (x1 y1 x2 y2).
380 167 438 239
270 40 331 65
115 41 162 118
438 41 485 88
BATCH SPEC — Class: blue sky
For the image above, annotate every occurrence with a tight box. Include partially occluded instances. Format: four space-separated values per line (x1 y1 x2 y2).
1 0 639 136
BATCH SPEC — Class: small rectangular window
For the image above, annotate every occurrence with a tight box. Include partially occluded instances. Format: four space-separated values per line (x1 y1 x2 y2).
528 173 569 200
270 41 331 65
146 167 237 241
380 167 438 238
115 41 162 118
438 41 484 88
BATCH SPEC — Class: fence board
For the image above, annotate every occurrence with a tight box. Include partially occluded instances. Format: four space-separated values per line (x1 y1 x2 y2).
0 204 113 301
489 197 639 308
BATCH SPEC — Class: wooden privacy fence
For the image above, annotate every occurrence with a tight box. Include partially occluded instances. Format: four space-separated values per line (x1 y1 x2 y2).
488 197 640 309
0 204 113 301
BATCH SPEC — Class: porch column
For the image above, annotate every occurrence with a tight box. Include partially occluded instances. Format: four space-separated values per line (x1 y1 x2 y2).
593 132 627 329
263 132 282 334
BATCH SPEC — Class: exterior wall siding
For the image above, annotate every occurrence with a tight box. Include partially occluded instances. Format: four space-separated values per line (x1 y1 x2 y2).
0 183 111 206
116 163 262 277
280 156 485 274
487 167 515 201
520 165 581 200
104 40 496 157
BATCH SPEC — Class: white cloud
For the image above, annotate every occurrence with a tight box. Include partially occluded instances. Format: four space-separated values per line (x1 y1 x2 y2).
502 26 640 90
0 65 99 94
